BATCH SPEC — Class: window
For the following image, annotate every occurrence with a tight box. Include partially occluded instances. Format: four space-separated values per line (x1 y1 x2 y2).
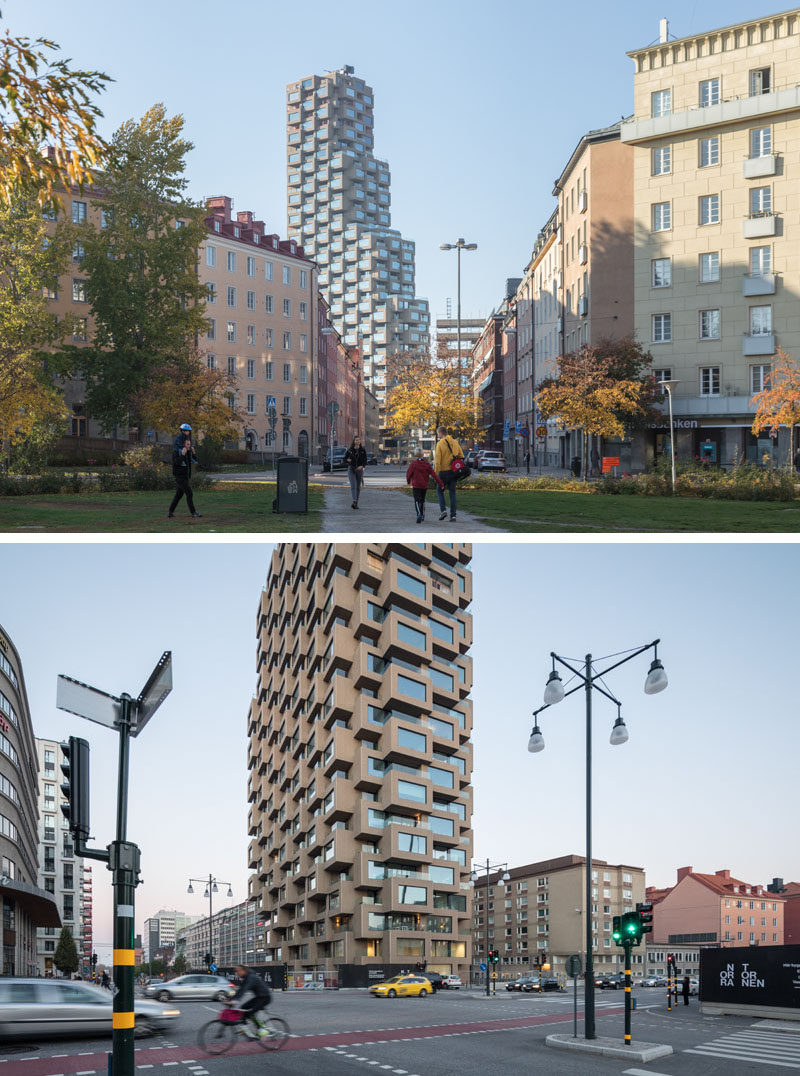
652 313 672 343
750 305 772 336
397 727 426 752
207 354 216 370
652 202 671 231
398 674 426 701
651 89 671 117
750 186 772 217
246 324 255 345
279 362 290 383
654 368 672 383
699 78 720 107
751 364 771 393
299 301 307 320
227 356 236 376
750 67 771 96
299 269 308 288
227 251 236 272
398 780 426 803
300 334 307 352
72 243 84 263
246 290 256 311
699 252 720 283
282 265 291 285
265 360 273 380
247 358 255 379
265 328 273 348
227 285 236 307
207 318 216 340
699 136 720 167
72 316 88 342
226 321 236 342
265 294 274 314
72 278 87 302
299 396 308 416
206 282 216 304
206 245 216 267
246 256 256 277
397 569 425 598
652 146 671 175
700 367 720 395
246 393 255 414
652 258 671 288
283 331 291 349
699 309 720 339
751 127 771 158
750 247 771 276
72 200 87 224
265 260 274 281
700 194 720 225
300 364 308 384
283 298 291 317
283 395 291 415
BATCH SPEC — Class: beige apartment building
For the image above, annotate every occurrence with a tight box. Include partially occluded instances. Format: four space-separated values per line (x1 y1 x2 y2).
247 543 473 980
472 855 646 979
620 10 800 466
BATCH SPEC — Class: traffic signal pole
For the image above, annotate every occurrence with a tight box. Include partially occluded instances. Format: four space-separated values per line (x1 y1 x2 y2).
623 943 632 1045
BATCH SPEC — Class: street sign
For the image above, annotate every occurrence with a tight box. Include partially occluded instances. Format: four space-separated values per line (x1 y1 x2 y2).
515 421 521 434
566 954 582 978
267 396 277 410
520 426 530 437
56 676 121 729
133 652 172 737
491 972 498 980
480 961 487 971
268 410 277 430
536 426 547 438
210 963 217 973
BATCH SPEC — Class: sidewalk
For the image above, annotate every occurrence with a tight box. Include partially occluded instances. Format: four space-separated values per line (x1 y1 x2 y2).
321 484 504 533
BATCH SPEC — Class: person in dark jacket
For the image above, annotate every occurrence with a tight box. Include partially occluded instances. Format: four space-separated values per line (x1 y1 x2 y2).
168 423 202 518
406 450 444 524
344 436 367 509
232 964 272 1037
681 975 690 1005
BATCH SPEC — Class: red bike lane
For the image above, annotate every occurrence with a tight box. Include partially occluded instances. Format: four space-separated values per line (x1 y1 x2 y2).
0 1007 624 1074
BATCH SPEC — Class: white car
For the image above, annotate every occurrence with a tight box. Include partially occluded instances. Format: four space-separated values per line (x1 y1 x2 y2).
477 451 506 472
441 975 462 989
145 973 235 1002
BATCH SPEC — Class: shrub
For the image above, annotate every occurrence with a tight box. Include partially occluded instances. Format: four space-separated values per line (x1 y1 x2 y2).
460 474 590 494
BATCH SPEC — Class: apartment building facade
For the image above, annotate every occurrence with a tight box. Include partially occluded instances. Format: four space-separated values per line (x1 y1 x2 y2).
35 738 90 974
248 543 473 978
0 626 60 976
316 296 364 461
471 312 505 450
143 909 201 962
176 899 262 971
472 854 646 979
202 196 316 457
620 10 800 466
285 67 430 412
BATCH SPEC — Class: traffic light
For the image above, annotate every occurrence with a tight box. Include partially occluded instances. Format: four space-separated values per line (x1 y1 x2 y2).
636 901 653 937
91 953 98 968
666 952 675 973
612 915 622 943
204 952 212 967
415 961 426 973
60 736 90 842
488 948 500 964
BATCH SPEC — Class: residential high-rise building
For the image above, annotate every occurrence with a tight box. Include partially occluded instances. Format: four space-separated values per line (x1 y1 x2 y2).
285 67 430 413
35 738 91 974
248 543 473 979
0 626 60 976
620 10 800 466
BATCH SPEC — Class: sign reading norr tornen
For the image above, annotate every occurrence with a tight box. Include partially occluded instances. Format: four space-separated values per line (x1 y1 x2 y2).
701 945 800 1013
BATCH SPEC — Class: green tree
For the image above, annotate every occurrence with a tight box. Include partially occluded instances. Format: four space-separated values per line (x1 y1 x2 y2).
54 925 79 977
172 952 188 976
0 188 70 461
0 7 111 206
537 337 660 481
750 347 800 470
55 103 211 437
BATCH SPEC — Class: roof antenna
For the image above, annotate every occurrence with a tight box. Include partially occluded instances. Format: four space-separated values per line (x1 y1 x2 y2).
659 17 669 43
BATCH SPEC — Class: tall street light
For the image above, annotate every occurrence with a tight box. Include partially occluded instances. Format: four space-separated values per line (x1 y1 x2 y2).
658 379 680 493
440 239 478 389
471 858 510 996
188 874 232 970
528 640 668 1041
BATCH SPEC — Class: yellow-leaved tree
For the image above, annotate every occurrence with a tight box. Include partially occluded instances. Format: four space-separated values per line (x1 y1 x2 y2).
750 347 800 470
385 347 479 445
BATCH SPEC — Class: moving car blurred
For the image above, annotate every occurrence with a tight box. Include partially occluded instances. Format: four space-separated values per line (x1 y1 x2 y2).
640 976 668 987
369 974 433 998
441 975 462 989
420 971 445 991
506 976 540 992
0 978 179 1040
145 974 235 1002
477 451 506 472
540 977 563 992
599 974 628 990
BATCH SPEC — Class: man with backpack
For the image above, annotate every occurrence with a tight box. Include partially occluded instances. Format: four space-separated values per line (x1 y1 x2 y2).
434 426 465 522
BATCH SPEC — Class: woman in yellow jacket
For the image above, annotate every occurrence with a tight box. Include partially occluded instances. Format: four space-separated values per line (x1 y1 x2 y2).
434 426 464 522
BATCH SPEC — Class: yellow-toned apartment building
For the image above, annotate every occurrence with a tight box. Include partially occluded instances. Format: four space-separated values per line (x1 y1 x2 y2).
621 10 800 465
247 543 474 983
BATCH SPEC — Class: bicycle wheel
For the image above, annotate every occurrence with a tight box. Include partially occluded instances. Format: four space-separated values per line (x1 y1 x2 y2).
198 1018 237 1055
256 1015 290 1051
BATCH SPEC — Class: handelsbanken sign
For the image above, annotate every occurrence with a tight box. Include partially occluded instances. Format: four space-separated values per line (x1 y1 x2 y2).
701 945 800 1009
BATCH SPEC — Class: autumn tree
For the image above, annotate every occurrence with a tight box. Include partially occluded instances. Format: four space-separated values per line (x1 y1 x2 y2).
53 104 213 437
385 346 479 444
0 8 111 206
54 926 79 977
537 337 660 481
750 347 800 470
132 347 242 444
0 187 70 460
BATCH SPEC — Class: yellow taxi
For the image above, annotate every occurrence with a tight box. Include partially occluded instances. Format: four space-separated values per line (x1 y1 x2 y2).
369 974 434 998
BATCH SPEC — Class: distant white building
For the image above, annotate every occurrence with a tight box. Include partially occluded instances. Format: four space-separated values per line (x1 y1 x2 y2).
143 909 202 962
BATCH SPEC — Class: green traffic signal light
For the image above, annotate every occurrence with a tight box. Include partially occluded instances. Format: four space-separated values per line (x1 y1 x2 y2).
612 915 622 942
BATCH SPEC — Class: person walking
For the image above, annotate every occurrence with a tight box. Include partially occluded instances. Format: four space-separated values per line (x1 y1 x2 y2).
434 427 464 521
344 436 367 509
794 444 800 474
681 975 690 1006
168 423 202 518
406 449 444 524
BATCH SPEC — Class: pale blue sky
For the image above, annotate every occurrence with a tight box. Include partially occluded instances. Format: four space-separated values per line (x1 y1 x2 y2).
9 0 789 324
2 540 797 960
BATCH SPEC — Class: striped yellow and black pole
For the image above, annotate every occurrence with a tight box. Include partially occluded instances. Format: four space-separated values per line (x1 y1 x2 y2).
667 956 673 1011
623 944 633 1045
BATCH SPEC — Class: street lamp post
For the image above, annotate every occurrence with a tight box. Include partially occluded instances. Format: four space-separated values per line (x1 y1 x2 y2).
187 875 232 971
658 379 680 493
528 641 668 1040
471 858 510 996
439 239 478 388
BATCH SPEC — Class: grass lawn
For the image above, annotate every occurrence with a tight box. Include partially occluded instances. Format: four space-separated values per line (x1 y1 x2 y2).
455 488 800 532
0 483 324 533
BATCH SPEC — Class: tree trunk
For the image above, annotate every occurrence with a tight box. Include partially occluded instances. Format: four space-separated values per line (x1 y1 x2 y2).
583 429 589 483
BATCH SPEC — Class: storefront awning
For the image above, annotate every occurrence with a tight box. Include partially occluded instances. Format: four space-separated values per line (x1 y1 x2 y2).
0 878 62 928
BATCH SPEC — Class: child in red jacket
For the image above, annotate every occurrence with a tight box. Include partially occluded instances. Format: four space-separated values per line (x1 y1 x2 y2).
406 450 444 524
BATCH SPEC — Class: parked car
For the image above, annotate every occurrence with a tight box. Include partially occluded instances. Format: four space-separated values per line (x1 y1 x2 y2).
465 450 482 467
144 973 235 1002
0 978 180 1040
369 974 433 998
540 977 563 992
477 450 506 472
506 976 538 991
323 447 348 471
420 971 445 991
640 976 668 988
441 975 462 989
679 977 699 996
365 453 378 465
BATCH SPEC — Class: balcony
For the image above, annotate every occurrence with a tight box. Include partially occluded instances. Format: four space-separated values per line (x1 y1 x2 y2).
742 273 776 297
743 213 777 239
743 154 778 179
742 333 776 356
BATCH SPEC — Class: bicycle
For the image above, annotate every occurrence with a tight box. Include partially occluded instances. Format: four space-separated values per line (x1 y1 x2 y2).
198 1006 290 1054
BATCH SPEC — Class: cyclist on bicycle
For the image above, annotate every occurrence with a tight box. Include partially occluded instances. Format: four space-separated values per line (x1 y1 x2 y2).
231 964 272 1036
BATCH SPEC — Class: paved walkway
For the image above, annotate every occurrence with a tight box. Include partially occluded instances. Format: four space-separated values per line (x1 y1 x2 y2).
321 483 504 533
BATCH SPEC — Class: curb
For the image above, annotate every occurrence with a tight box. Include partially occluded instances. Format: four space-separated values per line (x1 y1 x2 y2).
546 1032 673 1062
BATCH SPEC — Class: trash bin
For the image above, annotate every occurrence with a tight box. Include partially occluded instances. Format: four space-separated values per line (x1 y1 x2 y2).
570 455 582 478
274 456 308 513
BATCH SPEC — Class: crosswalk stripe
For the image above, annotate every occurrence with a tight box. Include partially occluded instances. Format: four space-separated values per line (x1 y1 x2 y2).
685 1048 800 1069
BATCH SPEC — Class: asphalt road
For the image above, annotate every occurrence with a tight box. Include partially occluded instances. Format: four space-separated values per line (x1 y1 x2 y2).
3 987 799 1076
